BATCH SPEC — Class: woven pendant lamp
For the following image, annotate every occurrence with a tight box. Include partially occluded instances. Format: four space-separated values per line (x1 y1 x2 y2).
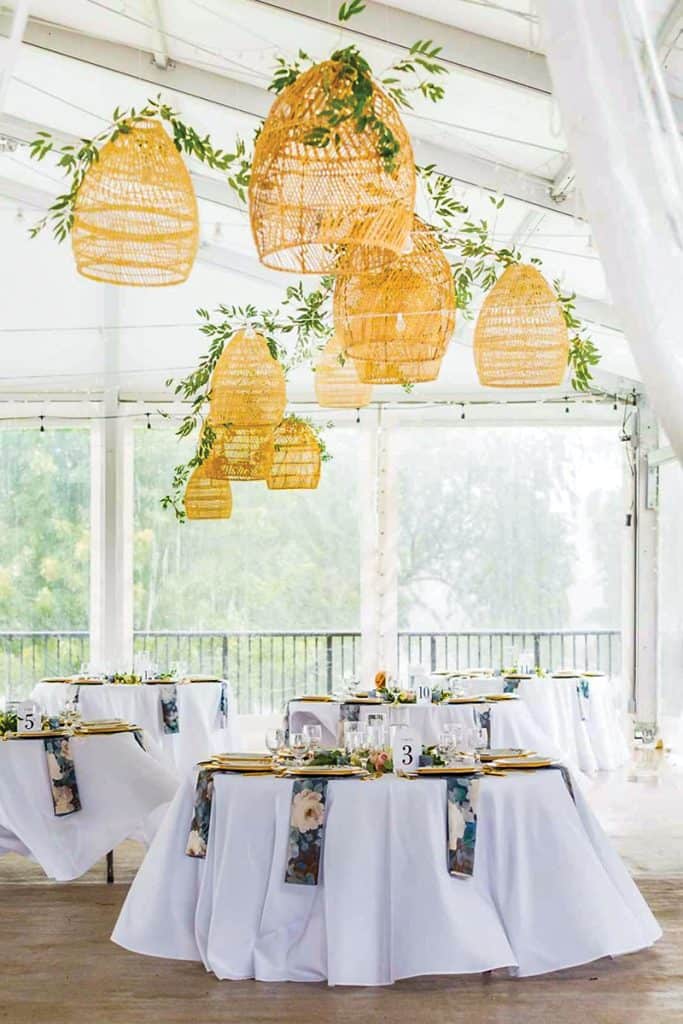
184 466 232 520
334 216 456 384
266 417 321 490
248 60 415 275
473 264 569 387
214 425 275 482
314 335 373 408
72 119 199 287
207 330 286 429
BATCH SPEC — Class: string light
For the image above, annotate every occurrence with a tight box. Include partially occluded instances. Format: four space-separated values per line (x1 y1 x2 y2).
146 412 152 430
39 415 45 432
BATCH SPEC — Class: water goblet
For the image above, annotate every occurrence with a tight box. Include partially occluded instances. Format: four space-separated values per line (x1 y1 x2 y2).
302 724 322 752
265 728 285 759
437 731 455 767
290 732 308 766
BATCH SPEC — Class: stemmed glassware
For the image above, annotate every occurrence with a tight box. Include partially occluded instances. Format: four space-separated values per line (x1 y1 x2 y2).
290 731 308 766
302 724 322 752
265 728 285 759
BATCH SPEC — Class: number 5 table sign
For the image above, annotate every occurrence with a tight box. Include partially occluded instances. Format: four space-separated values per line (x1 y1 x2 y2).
393 729 420 773
17 701 40 733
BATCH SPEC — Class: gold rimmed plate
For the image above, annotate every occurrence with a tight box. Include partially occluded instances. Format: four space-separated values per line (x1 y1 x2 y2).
479 748 532 762
5 729 70 740
445 696 487 704
492 757 556 769
415 765 482 776
484 693 520 701
286 765 367 777
297 695 335 702
344 698 384 705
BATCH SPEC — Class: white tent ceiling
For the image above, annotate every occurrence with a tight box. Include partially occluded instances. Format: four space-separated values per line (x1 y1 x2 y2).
0 0 679 404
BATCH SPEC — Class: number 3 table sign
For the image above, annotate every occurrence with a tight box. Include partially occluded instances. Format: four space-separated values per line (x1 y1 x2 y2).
17 701 40 733
392 730 420 774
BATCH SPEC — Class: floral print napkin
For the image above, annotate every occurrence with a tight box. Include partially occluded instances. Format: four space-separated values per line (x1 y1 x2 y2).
43 736 82 817
477 707 491 748
446 774 479 878
159 684 179 735
503 678 520 694
285 778 328 885
576 678 590 721
218 681 229 730
185 768 215 858
132 729 146 752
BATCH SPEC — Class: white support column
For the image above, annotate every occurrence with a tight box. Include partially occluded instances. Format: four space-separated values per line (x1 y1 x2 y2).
376 409 398 678
631 398 660 735
359 407 379 687
89 286 134 673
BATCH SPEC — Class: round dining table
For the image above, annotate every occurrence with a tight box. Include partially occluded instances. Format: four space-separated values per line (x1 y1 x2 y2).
112 766 660 985
0 730 176 880
31 680 241 777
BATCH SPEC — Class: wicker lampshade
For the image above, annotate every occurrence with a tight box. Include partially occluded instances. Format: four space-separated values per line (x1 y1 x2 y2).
213 425 275 481
334 217 456 384
266 417 321 490
248 60 415 275
72 119 199 287
473 264 569 387
207 330 287 429
314 335 373 408
183 466 232 520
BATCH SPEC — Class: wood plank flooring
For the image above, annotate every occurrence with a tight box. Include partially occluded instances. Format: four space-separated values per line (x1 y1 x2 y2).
0 878 680 1024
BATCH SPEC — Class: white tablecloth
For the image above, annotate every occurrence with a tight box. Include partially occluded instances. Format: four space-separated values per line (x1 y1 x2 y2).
515 676 631 773
0 732 176 880
113 769 660 985
31 681 241 778
289 698 561 758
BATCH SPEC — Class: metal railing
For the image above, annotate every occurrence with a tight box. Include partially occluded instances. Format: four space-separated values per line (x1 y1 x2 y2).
0 628 621 711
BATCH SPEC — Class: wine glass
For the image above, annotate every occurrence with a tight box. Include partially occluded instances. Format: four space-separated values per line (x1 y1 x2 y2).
265 728 284 759
437 731 455 767
290 732 307 766
302 724 322 752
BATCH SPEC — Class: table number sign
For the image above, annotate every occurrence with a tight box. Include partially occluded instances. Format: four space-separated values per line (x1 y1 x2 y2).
392 731 419 773
17 701 40 733
416 681 432 705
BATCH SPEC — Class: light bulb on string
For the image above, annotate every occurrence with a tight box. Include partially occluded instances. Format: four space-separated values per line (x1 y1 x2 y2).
460 404 466 420
146 412 152 430
39 415 45 433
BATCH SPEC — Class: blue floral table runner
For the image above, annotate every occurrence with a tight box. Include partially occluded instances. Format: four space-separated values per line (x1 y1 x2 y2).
43 736 81 817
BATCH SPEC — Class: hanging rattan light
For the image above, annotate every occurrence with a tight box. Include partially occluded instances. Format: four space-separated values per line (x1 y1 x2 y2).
72 119 199 287
314 335 373 409
266 417 321 490
213 425 275 482
207 330 286 429
184 466 232 520
334 216 456 384
473 263 569 387
248 60 415 275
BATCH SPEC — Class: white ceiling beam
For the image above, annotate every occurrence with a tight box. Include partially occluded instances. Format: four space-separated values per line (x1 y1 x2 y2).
549 154 577 203
657 0 683 68
0 0 29 113
254 0 552 95
508 209 546 249
0 14 585 219
145 0 170 71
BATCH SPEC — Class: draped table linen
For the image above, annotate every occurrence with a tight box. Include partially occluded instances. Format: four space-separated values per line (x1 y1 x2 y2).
31 681 240 778
112 769 660 985
0 732 177 880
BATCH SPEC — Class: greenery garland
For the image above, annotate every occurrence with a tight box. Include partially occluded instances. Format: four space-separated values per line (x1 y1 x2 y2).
27 96 250 242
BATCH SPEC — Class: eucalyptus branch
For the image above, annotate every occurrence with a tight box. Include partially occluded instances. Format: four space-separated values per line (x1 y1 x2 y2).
28 95 250 242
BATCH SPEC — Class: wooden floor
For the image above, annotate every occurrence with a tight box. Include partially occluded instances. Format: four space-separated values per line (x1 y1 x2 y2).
2 751 682 1023
0 877 679 1024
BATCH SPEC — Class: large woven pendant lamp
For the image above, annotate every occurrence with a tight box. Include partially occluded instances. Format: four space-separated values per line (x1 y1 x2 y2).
266 417 321 490
72 119 199 286
473 264 569 387
314 335 373 408
333 216 456 384
248 61 415 275
207 330 286 429
184 465 232 520
212 425 275 482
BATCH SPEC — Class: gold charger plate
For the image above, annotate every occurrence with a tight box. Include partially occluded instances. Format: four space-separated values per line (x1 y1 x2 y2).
286 765 367 777
297 695 335 702
551 672 580 679
344 698 384 705
479 748 532 762
5 729 69 740
39 677 71 684
484 693 520 701
582 671 605 677
214 752 271 761
492 757 555 769
502 674 532 680
445 696 487 704
415 765 482 775
182 676 222 683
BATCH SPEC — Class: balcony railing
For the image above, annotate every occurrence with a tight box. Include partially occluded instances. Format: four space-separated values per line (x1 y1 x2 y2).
0 628 621 712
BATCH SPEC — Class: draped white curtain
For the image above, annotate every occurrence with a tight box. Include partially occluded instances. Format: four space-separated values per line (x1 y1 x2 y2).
539 0 683 462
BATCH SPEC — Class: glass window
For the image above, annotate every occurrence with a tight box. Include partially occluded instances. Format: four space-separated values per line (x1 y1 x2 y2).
395 424 624 673
0 427 90 698
133 423 361 710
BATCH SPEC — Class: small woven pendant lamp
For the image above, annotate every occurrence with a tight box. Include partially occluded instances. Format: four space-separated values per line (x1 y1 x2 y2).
473 264 569 387
266 417 321 490
214 425 275 482
72 119 199 287
184 466 232 520
248 60 415 275
207 330 287 429
334 216 456 384
314 335 373 408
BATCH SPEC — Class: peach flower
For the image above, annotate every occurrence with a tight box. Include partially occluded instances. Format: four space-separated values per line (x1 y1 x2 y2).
291 788 325 832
